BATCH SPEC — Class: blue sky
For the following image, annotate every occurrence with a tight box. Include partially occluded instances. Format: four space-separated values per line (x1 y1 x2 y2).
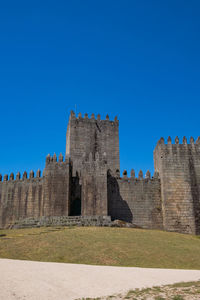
0 0 200 177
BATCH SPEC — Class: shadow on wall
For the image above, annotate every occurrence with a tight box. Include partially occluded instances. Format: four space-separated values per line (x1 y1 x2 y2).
107 170 133 223
70 173 82 216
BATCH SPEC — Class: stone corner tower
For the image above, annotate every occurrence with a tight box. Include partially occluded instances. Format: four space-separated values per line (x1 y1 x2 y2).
153 136 200 235
65 111 120 175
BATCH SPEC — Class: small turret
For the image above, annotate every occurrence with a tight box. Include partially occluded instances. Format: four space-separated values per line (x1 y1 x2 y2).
29 170 34 179
190 137 194 144
196 137 200 144
106 114 109 120
183 136 187 144
167 136 172 144
46 154 51 164
175 136 179 144
23 171 27 180
97 114 101 121
159 137 165 144
3 174 8 182
131 169 135 179
36 169 41 178
16 172 21 180
70 110 75 119
138 170 143 180
91 113 95 120
145 170 151 179
53 153 57 162
9 173 14 181
84 113 88 119
59 153 63 162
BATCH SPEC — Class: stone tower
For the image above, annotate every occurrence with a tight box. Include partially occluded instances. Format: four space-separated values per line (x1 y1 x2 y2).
66 111 120 175
154 136 200 235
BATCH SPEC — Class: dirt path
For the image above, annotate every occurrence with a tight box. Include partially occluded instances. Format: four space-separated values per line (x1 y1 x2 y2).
1 259 200 300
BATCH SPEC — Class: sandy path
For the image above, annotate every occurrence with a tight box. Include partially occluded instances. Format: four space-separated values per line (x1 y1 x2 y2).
0 259 200 300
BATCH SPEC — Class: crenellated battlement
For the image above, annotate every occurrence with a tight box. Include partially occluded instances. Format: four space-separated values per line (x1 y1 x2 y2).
45 153 70 166
154 135 200 235
69 110 119 124
66 110 120 175
111 169 160 182
0 169 42 183
156 136 200 146
108 168 162 230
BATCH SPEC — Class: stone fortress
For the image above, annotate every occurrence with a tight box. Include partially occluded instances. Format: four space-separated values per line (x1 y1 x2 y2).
0 111 200 235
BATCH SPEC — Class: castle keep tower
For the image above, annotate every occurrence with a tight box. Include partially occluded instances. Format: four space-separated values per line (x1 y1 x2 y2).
66 111 120 175
66 111 119 217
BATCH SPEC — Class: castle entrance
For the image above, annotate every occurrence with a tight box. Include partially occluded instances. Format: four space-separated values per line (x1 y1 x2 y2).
70 175 82 216
70 197 81 216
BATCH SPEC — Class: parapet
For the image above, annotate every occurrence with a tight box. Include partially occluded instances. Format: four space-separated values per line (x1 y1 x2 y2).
113 169 160 182
156 136 200 146
45 153 69 166
69 110 119 124
0 169 42 183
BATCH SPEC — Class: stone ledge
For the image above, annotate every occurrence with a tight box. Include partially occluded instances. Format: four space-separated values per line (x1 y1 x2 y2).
10 216 112 229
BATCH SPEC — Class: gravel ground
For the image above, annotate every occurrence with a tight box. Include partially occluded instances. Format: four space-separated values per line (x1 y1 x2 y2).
0 259 200 300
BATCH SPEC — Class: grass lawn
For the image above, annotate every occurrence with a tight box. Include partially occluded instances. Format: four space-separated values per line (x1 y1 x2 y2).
0 227 200 269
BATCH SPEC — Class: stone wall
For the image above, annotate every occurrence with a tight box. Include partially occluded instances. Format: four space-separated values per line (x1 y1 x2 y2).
0 171 43 228
43 153 71 217
0 153 71 229
66 111 120 175
108 170 163 229
81 153 108 216
154 137 200 234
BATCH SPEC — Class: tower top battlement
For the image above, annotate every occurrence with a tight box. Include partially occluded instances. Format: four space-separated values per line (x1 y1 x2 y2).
66 111 120 175
69 110 119 124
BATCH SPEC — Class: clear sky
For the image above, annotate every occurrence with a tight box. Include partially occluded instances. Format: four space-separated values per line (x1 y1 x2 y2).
0 0 200 177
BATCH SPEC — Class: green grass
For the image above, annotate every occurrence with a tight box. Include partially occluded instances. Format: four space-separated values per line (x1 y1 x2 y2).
0 227 200 269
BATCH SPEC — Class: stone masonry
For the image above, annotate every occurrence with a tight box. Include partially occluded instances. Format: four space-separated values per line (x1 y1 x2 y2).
0 111 200 234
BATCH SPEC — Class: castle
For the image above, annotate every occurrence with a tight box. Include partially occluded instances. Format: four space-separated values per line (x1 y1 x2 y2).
0 111 200 234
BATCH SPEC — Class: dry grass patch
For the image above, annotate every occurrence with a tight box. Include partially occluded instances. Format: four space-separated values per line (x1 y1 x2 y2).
79 281 200 299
